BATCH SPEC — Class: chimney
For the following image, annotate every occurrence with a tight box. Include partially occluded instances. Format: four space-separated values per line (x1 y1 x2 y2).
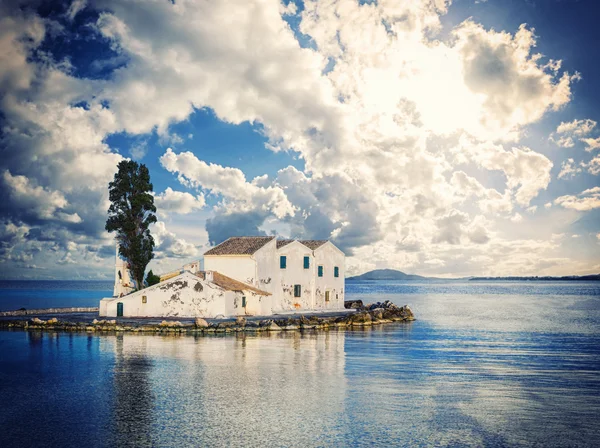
205 271 214 282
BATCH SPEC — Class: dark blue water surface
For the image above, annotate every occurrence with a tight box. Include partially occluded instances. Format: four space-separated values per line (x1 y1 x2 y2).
1 280 599 447
0 280 113 310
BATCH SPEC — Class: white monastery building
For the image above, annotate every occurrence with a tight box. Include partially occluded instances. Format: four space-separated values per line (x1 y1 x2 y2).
100 237 345 318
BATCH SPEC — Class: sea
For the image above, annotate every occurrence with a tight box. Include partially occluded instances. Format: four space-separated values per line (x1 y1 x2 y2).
0 280 599 447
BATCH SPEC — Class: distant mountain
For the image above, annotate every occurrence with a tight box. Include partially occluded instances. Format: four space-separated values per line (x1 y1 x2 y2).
346 269 428 281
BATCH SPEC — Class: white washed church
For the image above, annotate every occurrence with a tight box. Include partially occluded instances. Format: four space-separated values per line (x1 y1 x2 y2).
99 236 345 318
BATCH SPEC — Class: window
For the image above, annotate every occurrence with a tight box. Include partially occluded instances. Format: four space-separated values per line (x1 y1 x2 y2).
325 291 330 302
304 256 310 269
294 285 301 297
318 265 323 277
280 255 287 269
142 295 147 304
242 296 247 308
334 266 339 278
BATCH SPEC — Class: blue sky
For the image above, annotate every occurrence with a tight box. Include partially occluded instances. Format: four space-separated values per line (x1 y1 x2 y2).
1 0 599 279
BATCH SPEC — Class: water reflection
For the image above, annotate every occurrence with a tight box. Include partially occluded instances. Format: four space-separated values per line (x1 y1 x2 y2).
2 286 600 448
109 335 154 447
99 332 347 447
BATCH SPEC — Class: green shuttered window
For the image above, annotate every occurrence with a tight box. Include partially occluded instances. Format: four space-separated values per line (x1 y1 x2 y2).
334 267 339 278
318 266 323 277
294 285 301 297
280 256 286 269
304 256 310 269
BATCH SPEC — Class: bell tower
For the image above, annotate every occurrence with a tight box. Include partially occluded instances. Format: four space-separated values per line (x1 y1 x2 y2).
113 244 135 297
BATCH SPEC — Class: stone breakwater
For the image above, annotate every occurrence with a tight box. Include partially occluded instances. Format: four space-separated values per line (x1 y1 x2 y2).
0 301 414 334
0 307 99 317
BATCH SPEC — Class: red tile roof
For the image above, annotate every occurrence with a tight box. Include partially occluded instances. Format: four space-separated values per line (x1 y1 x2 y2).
204 236 275 256
299 240 328 250
197 271 271 296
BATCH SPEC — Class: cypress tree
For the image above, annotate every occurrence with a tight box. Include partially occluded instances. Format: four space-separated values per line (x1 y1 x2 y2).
105 160 157 291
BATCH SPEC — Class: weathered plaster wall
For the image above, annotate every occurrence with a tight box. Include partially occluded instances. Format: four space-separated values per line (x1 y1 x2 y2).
100 272 273 318
275 242 315 312
101 272 231 318
314 244 345 310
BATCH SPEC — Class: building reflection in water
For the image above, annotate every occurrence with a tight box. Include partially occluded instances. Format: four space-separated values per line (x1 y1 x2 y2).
106 335 154 447
100 331 347 446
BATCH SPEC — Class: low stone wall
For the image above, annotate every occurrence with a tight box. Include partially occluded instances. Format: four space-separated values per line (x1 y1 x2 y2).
0 301 414 334
0 307 98 317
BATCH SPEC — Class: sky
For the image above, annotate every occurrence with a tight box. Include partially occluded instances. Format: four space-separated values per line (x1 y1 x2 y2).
1 0 599 280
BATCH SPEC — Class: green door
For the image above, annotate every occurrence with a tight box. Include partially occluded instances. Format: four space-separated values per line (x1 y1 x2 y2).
117 302 124 317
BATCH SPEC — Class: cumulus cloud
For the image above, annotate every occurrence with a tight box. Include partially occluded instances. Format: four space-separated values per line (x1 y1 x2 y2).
556 119 596 136
551 118 596 148
160 148 294 219
153 221 199 259
582 155 600 176
581 137 600 152
0 0 596 277
554 187 600 211
154 187 205 216
558 158 582 179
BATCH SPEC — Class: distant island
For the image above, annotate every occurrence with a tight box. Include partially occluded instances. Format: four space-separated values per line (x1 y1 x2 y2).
346 269 600 282
346 269 429 281
469 274 600 282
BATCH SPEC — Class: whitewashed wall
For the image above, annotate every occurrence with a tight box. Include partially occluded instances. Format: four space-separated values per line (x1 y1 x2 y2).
254 239 278 295
275 242 315 312
100 272 271 318
204 255 256 286
314 243 345 310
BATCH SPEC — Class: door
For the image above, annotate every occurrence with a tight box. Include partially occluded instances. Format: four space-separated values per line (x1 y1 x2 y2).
117 302 124 317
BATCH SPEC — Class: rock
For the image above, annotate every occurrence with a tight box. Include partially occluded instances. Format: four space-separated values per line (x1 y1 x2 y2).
217 321 237 329
344 300 364 310
399 305 415 320
235 316 246 327
108 320 117 325
92 319 100 325
245 321 260 329
264 321 282 331
369 308 384 320
283 325 299 331
31 317 44 324
195 318 209 328
349 312 372 324
47 318 58 324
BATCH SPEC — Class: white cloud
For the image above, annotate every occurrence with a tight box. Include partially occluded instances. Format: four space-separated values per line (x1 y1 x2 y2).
582 155 600 175
1 170 81 223
160 148 294 219
581 137 600 152
554 187 600 211
556 118 596 136
154 187 205 215
0 0 596 277
551 119 597 148
558 158 582 179
152 221 199 259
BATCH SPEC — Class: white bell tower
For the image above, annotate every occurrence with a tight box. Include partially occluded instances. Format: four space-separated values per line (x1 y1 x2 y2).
113 244 135 297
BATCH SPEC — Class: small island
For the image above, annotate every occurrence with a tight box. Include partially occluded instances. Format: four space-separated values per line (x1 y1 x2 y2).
0 300 414 334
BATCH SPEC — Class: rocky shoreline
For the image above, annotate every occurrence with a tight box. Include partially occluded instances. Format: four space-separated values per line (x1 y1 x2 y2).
0 301 414 335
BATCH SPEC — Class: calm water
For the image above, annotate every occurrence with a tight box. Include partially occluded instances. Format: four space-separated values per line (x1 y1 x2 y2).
1 281 599 447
